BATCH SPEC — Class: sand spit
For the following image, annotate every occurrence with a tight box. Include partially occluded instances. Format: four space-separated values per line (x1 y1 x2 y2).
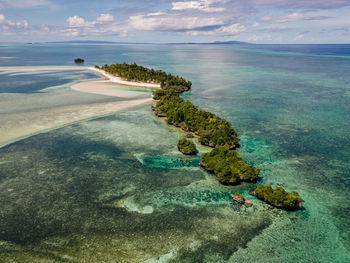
71 80 151 98
0 97 152 148
0 66 88 72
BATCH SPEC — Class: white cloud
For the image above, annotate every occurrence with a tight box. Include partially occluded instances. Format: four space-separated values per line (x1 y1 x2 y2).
0 13 28 29
63 13 123 37
172 1 202 10
58 1 249 38
189 24 245 36
295 34 304 40
260 13 331 23
188 23 245 36
217 23 245 34
62 28 79 37
252 0 350 9
0 13 53 37
0 0 53 9
95 13 114 23
275 36 282 41
67 16 86 27
67 14 115 28
128 12 224 32
172 0 226 12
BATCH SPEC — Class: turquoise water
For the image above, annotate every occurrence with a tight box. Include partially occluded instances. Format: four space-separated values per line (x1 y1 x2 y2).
0 43 350 262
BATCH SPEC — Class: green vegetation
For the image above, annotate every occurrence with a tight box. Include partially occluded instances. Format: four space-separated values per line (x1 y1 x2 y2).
152 89 169 100
200 146 259 184
95 63 192 91
177 138 197 155
98 62 302 202
252 185 304 209
153 90 240 149
74 58 84 63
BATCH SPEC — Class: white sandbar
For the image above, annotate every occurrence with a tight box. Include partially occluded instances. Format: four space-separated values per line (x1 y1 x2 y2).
70 80 151 98
0 66 88 72
0 97 152 148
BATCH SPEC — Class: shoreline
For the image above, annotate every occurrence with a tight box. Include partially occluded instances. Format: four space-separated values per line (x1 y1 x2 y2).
0 66 161 89
90 67 161 89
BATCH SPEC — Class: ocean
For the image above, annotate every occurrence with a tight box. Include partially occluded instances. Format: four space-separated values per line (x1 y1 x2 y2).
0 43 350 262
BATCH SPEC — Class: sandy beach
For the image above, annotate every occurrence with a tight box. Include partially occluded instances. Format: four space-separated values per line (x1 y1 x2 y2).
91 67 161 89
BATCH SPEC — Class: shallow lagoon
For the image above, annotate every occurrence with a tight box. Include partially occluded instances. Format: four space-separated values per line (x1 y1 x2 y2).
0 44 350 262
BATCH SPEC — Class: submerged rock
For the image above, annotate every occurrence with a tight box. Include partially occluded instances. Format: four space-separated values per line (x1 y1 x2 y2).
245 198 253 207
231 193 245 204
231 193 254 207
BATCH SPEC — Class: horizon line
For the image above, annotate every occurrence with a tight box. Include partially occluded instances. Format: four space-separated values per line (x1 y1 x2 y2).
1 40 350 45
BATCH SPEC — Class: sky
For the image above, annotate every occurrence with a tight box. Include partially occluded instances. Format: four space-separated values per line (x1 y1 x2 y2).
0 0 350 43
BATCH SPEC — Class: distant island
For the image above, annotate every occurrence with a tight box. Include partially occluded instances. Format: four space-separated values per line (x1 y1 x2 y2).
74 58 84 63
94 63 303 210
48 40 250 45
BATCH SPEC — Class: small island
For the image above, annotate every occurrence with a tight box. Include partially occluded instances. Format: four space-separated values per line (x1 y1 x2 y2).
251 185 304 210
74 58 84 64
177 138 196 155
200 146 259 185
95 63 192 92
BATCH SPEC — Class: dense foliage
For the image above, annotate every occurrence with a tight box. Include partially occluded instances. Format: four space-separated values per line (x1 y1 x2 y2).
95 63 192 91
252 185 304 209
152 89 169 100
177 138 197 155
74 58 84 63
200 146 259 184
154 90 240 149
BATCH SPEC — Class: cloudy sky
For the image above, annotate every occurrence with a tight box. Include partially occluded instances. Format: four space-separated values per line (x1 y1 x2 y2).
0 0 350 43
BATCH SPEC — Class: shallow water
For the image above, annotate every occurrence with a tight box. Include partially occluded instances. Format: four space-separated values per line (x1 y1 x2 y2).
0 43 350 262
